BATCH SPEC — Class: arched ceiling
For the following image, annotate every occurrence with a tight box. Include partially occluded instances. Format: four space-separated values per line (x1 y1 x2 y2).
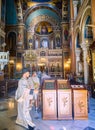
6 0 63 25
25 8 61 26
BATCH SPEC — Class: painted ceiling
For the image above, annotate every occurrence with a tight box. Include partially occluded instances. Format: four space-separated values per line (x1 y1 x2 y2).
6 0 63 25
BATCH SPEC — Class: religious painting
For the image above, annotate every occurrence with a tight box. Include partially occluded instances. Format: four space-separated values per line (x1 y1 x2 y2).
64 28 68 41
55 36 61 48
35 40 38 49
55 33 61 48
17 31 23 42
35 21 53 35
41 39 49 48
41 25 48 34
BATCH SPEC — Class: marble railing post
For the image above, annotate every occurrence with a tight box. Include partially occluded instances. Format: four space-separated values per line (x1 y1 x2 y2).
81 43 90 84
73 0 78 20
75 48 81 75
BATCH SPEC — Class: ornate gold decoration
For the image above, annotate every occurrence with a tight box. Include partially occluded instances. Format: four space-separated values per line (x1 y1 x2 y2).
86 51 91 65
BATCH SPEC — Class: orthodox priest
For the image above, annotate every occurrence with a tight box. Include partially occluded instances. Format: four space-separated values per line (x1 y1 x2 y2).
15 68 35 130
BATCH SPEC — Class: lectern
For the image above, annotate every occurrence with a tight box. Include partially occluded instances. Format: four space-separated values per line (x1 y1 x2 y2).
42 79 57 119
57 79 72 119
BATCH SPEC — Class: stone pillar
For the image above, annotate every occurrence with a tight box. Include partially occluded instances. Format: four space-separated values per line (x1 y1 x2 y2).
15 0 24 74
73 0 78 20
75 48 81 75
81 43 90 84
70 0 76 72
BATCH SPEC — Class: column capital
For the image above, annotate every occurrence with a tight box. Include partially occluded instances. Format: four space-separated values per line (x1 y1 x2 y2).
80 43 90 51
75 48 81 57
73 0 79 7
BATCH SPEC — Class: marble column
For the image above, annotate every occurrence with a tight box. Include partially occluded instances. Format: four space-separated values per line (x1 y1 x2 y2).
73 0 78 20
75 48 81 75
81 43 90 84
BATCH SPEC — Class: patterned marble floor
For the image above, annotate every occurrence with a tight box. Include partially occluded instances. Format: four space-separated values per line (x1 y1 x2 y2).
0 92 95 130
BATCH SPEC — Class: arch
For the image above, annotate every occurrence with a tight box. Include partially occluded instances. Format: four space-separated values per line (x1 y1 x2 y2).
7 32 16 56
26 15 59 35
24 4 61 23
84 16 93 39
24 4 61 32
7 30 17 38
79 5 91 42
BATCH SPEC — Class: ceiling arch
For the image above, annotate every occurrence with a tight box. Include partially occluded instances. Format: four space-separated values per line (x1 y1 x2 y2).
25 8 61 26
24 4 61 27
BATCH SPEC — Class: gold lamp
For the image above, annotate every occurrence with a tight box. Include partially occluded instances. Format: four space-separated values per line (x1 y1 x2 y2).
23 43 37 61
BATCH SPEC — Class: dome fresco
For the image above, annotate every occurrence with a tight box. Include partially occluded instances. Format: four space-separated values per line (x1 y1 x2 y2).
35 21 53 34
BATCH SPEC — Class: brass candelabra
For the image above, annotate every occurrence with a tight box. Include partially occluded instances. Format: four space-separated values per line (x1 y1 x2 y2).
23 43 37 61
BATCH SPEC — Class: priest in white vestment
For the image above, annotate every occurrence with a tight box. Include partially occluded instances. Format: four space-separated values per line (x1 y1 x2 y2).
15 68 36 130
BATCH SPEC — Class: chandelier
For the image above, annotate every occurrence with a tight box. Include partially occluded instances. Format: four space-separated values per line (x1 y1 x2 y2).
23 43 37 61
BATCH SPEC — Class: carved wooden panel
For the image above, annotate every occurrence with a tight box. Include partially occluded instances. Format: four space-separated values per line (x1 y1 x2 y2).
73 89 88 120
42 90 57 119
58 89 72 119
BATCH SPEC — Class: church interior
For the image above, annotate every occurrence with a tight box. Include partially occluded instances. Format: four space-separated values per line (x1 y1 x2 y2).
0 0 95 130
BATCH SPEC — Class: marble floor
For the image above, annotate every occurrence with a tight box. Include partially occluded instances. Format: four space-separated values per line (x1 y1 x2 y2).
0 91 95 130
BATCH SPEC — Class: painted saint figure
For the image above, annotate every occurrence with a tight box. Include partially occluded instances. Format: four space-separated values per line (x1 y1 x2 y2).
41 39 48 48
